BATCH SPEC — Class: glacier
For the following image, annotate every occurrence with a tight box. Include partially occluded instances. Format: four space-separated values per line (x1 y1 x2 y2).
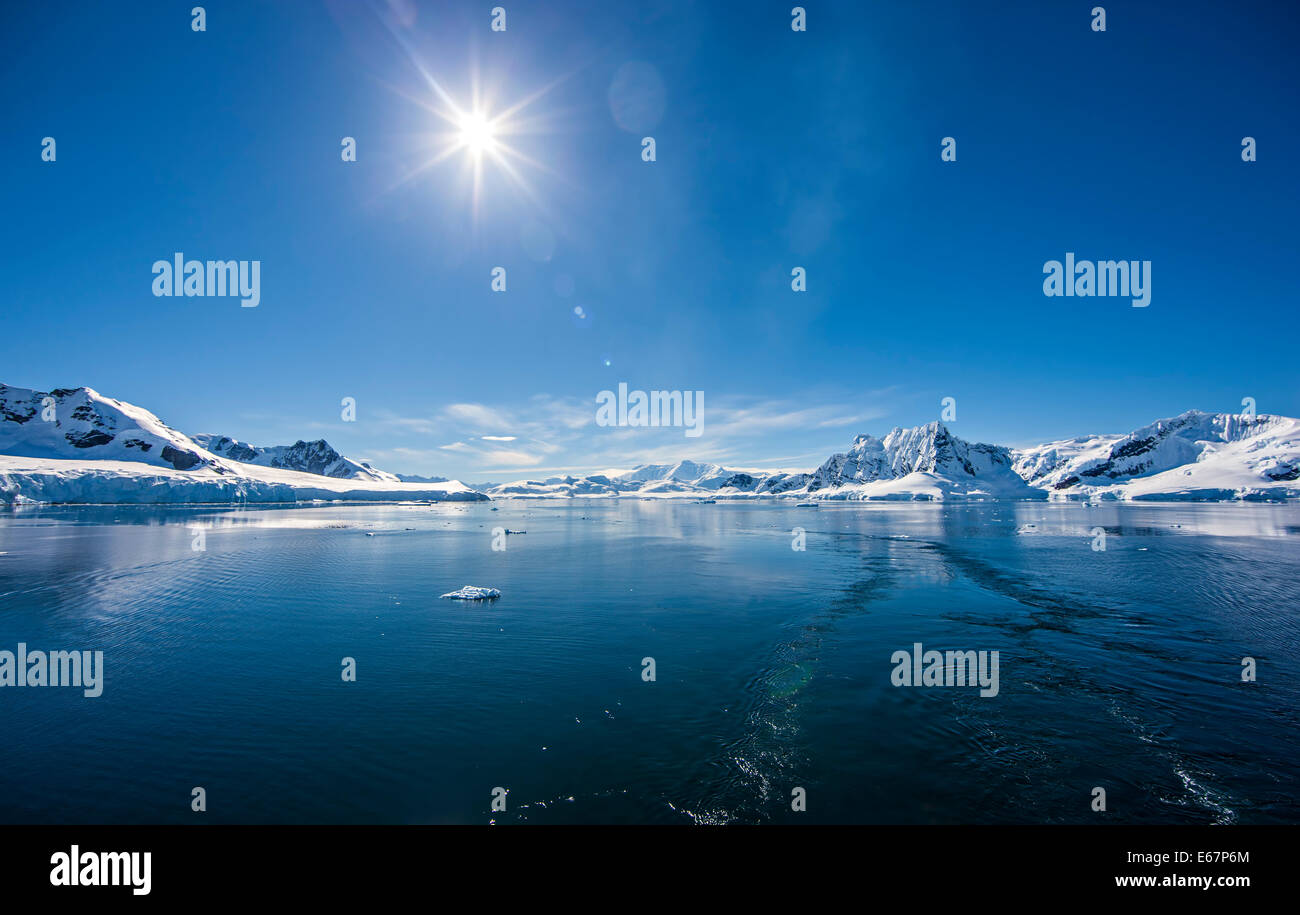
0 455 487 504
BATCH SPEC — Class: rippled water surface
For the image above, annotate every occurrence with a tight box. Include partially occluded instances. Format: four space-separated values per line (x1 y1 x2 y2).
1 500 1296 824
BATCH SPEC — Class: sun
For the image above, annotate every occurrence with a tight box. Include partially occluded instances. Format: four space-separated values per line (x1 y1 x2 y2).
457 110 498 156
361 6 565 223
371 43 561 222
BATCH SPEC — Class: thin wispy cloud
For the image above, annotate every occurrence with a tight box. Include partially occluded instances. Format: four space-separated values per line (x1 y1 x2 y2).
357 389 899 479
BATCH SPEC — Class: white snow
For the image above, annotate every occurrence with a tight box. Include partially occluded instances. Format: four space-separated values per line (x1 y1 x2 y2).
0 384 225 471
794 422 1042 501
1012 412 1300 502
484 413 1300 503
5 383 1298 504
611 460 734 489
192 434 401 482
0 383 485 504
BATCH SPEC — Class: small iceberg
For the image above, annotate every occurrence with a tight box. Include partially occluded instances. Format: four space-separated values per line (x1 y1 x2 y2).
795 502 818 508
440 585 502 600
695 498 717 504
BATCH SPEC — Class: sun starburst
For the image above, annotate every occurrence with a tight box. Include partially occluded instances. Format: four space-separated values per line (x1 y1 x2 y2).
376 47 562 225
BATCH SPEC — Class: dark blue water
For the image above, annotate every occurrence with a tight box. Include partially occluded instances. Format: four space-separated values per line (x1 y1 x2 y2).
1 500 1296 824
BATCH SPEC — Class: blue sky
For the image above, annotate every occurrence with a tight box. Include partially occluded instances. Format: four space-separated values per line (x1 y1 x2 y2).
2 0 1296 482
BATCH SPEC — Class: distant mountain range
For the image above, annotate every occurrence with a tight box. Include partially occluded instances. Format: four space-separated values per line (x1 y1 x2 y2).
483 413 1300 502
2 383 1297 503
192 434 400 482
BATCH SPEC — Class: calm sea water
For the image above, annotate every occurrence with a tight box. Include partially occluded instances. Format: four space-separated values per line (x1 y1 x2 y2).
0 500 1296 824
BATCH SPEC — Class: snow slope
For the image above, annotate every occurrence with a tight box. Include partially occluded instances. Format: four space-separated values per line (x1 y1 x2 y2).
1011 411 1300 501
0 384 484 504
713 470 813 496
612 460 735 490
795 422 1043 501
1012 433 1127 487
486 474 634 498
192 434 400 482
1 384 224 472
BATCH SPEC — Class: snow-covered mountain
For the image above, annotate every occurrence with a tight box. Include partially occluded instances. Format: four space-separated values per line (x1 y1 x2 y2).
714 470 812 495
1010 410 1300 501
487 425 1037 501
396 473 450 484
485 461 735 498
486 412 1300 502
192 434 400 482
1011 432 1127 487
4 383 1297 503
487 474 631 498
612 460 734 490
0 384 224 472
0 384 484 504
795 422 1042 500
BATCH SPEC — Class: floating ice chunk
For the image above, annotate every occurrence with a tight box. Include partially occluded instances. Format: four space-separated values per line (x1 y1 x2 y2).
440 585 502 600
